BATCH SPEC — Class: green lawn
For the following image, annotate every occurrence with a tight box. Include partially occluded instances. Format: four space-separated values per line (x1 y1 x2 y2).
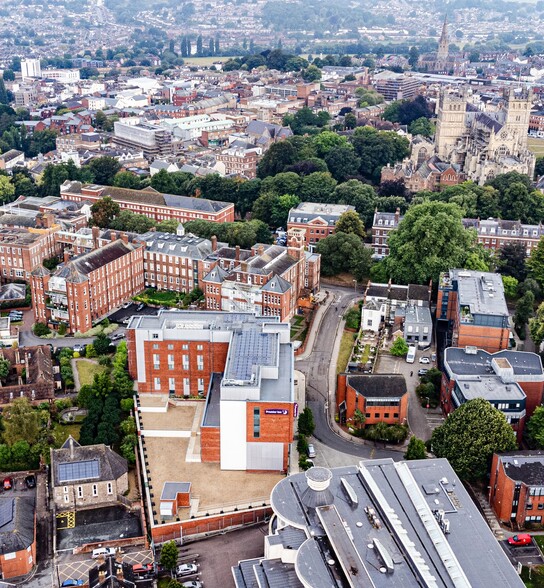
75 360 107 387
337 331 357 374
528 137 544 156
52 422 81 446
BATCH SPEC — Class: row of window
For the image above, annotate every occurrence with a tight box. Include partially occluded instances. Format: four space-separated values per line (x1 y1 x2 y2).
63 482 113 500
154 377 205 392
152 354 204 371
365 412 400 419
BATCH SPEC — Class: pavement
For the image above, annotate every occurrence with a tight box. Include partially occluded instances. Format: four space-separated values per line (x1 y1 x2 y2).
296 286 402 462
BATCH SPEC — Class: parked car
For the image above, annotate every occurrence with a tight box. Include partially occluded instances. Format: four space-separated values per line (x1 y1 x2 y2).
508 534 532 546
431 352 437 362
122 302 133 309
419 357 430 364
24 474 36 489
61 580 84 587
136 303 145 312
73 344 85 353
122 317 131 325
182 582 203 588
111 333 125 341
132 563 154 575
307 444 316 458
176 563 198 577
92 547 116 559
418 369 429 377
3 477 12 490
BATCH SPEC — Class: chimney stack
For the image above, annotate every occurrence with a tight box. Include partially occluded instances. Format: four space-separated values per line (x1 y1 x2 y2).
120 233 129 244
63 250 71 264
110 231 117 242
394 207 400 223
258 244 264 256
92 225 100 249
211 235 217 252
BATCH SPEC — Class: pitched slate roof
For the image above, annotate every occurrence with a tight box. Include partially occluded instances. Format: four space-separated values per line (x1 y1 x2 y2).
0 496 35 554
346 374 407 398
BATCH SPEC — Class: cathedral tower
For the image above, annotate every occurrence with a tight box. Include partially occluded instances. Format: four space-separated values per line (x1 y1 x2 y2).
503 87 533 150
435 89 467 161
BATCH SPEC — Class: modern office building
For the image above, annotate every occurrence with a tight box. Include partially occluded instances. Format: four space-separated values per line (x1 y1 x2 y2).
113 121 174 160
442 347 544 440
490 450 544 528
20 58 41 80
437 269 510 352
127 311 296 471
233 460 523 587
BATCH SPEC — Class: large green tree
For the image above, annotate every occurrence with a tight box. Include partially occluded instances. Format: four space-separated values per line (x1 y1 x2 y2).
335 210 365 238
0 176 15 204
90 196 120 228
3 398 40 446
385 201 475 284
499 241 527 282
526 406 544 448
324 144 361 182
333 181 377 227
316 232 372 280
404 436 427 460
257 141 297 179
88 156 122 185
430 398 517 482
527 237 544 290
530 301 544 346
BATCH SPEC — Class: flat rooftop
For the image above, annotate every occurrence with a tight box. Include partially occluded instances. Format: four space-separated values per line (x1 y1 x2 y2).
454 378 525 403
140 401 282 520
499 451 544 486
444 347 544 378
264 459 523 588
451 269 508 317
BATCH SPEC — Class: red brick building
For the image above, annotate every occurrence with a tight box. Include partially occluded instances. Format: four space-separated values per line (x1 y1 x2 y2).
336 374 408 427
490 451 544 529
287 202 355 250
202 228 320 322
437 269 510 352
216 146 259 179
127 311 295 472
59 181 235 225
31 237 144 333
0 497 36 579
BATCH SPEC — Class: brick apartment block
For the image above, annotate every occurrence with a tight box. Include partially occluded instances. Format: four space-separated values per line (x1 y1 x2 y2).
59 181 235 224
31 236 144 333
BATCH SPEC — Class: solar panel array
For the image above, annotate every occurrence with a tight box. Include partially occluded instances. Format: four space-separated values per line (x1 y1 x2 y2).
0 499 14 528
58 459 100 483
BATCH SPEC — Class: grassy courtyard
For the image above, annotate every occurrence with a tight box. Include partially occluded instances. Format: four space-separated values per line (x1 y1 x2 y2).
528 137 544 156
75 360 107 388
337 332 357 374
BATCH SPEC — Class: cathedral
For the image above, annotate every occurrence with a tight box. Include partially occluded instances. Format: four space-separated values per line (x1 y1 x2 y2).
435 86 535 184
382 87 535 190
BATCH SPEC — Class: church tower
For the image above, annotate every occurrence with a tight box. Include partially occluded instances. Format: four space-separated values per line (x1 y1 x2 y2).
435 89 467 162
437 15 449 63
503 86 533 150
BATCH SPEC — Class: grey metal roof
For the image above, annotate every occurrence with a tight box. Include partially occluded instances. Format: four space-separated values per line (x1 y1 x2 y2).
225 329 277 382
404 304 432 327
160 481 191 500
451 269 509 317
142 231 219 260
202 373 222 427
454 378 525 403
444 347 543 377
261 275 291 294
346 374 406 399
288 202 354 225
266 459 524 588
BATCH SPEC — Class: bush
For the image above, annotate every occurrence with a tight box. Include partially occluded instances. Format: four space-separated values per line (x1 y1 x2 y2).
85 344 97 358
58 323 67 336
344 307 361 330
120 398 134 413
298 407 315 437
299 456 313 470
297 436 309 456
33 322 51 336
98 355 112 367
73 351 80 359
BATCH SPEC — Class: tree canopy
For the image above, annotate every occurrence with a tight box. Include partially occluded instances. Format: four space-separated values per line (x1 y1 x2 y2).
385 201 476 284
430 398 517 482
316 232 372 280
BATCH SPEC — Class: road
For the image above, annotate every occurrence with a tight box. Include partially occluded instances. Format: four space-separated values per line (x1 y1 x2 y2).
296 286 403 461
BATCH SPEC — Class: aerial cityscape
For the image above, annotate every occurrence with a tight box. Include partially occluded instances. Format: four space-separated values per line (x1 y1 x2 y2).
3 0 544 586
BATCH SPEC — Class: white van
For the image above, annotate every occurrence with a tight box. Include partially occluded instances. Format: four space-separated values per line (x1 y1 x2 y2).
406 346 416 364
92 547 116 559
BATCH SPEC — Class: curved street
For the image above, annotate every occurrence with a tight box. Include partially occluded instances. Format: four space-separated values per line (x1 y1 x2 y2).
296 285 403 462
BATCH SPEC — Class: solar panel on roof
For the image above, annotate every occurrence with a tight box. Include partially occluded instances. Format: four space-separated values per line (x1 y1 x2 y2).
58 459 100 482
0 500 14 528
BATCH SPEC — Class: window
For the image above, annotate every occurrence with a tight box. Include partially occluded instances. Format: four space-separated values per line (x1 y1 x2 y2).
77 486 83 498
384 413 390 418
154 377 161 391
64 495 69 503
168 354 174 370
182 344 188 350
182 355 189 370
107 482 113 495
169 377 175 391
197 355 204 370
153 354 160 369
197 344 203 350
198 378 204 392
152 333 159 339
253 407 260 438
374 413 380 418
393 413 399 418
63 486 68 494
527 504 534 510
92 484 98 497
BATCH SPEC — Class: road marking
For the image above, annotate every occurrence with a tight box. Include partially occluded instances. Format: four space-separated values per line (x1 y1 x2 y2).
56 511 75 529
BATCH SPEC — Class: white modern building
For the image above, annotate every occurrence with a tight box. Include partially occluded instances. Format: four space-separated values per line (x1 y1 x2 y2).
21 58 41 80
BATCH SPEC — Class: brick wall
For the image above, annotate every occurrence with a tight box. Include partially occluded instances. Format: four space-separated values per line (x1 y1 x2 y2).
200 427 220 462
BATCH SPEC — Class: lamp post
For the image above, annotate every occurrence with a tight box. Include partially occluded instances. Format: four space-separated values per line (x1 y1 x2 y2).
425 397 430 412
353 279 357 293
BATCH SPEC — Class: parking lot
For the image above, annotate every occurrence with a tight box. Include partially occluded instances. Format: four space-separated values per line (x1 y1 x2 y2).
500 539 544 566
108 303 159 325
56 547 154 587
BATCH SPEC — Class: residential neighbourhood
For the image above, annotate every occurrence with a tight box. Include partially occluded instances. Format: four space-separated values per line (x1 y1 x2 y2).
5 5 544 588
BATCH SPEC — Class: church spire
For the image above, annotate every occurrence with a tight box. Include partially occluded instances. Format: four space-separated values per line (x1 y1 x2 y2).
437 14 449 62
